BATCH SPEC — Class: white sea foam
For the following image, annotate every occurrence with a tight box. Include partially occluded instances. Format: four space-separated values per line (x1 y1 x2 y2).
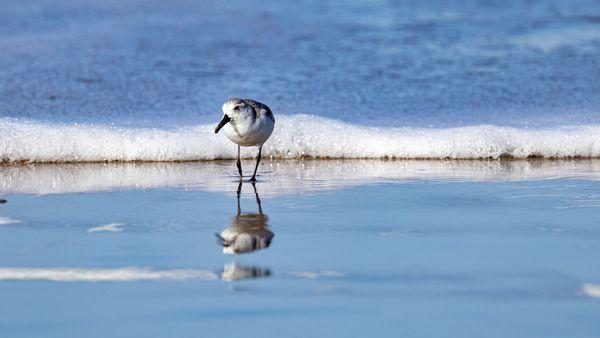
87 222 124 233
0 266 336 282
1 116 600 162
0 267 219 282
0 217 21 225
289 270 345 279
514 25 600 51
581 284 600 298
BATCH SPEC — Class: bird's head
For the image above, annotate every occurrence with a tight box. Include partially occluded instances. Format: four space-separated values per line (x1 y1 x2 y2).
214 98 254 133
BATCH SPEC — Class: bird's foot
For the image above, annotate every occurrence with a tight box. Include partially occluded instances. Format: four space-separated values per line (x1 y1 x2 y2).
248 176 257 183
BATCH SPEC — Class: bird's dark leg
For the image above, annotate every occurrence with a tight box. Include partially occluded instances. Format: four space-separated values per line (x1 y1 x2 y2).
250 146 262 182
236 145 242 178
236 180 242 216
251 182 262 214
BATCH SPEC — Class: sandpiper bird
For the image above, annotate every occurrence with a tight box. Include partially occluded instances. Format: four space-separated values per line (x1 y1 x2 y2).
214 98 275 181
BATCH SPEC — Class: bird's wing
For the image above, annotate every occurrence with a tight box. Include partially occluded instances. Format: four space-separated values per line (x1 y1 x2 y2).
243 99 275 122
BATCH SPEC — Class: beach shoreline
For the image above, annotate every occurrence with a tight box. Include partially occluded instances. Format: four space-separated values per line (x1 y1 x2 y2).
1 159 600 197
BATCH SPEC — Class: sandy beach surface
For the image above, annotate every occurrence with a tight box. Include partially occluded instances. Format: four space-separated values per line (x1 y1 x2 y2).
0 160 599 337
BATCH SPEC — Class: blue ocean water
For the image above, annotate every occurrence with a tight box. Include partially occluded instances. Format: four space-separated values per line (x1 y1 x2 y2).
0 0 599 159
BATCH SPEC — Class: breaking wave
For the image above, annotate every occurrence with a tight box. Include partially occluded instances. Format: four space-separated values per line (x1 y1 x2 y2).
1 115 599 163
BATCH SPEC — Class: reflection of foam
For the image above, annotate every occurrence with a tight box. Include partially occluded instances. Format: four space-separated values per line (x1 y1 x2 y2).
88 222 124 233
0 266 273 282
0 217 20 225
1 160 600 197
582 284 600 298
0 267 218 282
289 270 345 279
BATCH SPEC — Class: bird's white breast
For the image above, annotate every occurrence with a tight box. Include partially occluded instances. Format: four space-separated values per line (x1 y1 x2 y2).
223 114 274 147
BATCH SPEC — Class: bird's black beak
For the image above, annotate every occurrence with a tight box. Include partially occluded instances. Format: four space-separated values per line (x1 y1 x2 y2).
214 114 231 134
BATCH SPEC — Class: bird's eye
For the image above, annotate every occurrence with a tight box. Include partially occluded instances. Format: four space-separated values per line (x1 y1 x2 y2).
233 106 239 111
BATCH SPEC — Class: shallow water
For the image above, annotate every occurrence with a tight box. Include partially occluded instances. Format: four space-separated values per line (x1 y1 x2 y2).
1 161 599 337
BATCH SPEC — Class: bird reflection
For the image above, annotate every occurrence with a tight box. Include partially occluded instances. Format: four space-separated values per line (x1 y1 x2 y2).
216 181 274 254
220 263 271 281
